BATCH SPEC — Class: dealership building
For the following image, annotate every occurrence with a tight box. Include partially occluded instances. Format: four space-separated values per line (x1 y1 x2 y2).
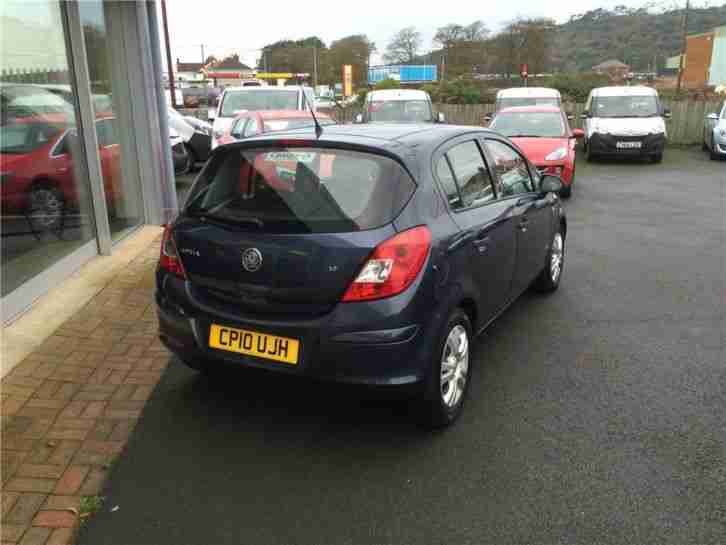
1 1 176 323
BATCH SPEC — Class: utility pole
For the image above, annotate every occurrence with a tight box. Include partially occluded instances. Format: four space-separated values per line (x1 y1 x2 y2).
313 46 318 88
676 0 690 94
160 0 177 108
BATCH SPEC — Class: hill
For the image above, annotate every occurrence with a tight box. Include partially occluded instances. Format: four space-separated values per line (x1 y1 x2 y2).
552 4 726 72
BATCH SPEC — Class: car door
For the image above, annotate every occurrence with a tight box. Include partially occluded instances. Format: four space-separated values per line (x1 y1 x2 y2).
483 138 552 297
435 138 517 324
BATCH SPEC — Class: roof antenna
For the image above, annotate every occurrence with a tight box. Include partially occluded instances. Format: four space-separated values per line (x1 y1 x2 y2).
302 89 323 138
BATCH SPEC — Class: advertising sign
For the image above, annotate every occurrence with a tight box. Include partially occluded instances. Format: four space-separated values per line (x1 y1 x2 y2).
343 65 353 97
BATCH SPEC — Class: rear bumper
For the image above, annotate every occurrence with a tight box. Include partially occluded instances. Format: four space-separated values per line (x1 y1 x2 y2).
589 132 666 157
155 275 435 387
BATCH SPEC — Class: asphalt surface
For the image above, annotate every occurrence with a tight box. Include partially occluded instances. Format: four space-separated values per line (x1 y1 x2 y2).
78 148 725 545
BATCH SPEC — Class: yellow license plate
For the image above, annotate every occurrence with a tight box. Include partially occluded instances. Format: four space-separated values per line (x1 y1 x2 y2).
208 324 300 365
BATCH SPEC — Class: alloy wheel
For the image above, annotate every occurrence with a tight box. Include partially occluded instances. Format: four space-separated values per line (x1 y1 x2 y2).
440 325 469 408
29 187 63 230
550 233 564 283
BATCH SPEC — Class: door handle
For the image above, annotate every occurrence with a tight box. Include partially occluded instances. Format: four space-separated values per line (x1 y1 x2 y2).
472 235 490 253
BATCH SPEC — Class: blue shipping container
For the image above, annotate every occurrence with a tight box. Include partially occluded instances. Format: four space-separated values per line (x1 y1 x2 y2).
368 65 437 84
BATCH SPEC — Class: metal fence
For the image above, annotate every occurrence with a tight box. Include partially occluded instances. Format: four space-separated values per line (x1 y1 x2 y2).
179 100 722 145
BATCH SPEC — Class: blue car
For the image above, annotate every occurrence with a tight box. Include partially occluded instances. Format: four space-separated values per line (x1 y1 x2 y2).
156 124 567 427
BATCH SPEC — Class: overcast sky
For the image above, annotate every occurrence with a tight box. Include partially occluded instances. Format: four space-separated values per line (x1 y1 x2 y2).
158 0 672 68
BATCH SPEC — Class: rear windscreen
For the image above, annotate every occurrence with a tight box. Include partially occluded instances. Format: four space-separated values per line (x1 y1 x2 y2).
185 147 416 233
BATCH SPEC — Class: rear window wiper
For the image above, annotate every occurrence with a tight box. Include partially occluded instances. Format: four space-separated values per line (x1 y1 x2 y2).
187 209 264 229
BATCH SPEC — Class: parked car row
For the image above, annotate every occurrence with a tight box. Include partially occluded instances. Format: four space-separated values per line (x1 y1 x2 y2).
156 83 572 428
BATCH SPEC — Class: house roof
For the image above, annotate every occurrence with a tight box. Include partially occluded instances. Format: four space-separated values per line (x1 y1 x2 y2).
593 59 630 70
177 61 204 73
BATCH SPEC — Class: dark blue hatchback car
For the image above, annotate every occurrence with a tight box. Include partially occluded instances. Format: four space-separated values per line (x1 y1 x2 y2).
156 124 567 426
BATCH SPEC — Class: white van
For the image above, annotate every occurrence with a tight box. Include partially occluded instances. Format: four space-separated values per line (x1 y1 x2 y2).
209 85 315 149
494 87 562 111
582 86 670 163
355 89 444 124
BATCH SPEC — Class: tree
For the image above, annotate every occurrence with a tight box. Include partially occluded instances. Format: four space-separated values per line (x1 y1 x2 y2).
433 24 465 49
384 27 421 64
488 18 556 77
319 34 375 88
461 20 489 41
259 37 326 75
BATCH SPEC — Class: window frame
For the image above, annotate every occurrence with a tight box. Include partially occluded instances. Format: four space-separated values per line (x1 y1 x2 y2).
432 136 498 214
481 137 537 200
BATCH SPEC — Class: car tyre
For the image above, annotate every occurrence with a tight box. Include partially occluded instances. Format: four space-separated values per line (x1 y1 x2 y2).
184 143 199 172
584 141 596 162
532 228 564 293
651 153 663 164
710 137 719 161
559 183 572 199
27 182 65 232
419 309 473 429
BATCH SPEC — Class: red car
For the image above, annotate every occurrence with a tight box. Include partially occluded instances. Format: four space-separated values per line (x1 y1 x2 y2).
488 106 583 198
1 114 120 230
215 109 335 147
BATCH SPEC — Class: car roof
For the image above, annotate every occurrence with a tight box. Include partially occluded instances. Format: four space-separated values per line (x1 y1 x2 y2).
497 87 561 98
222 86 309 93
367 89 430 101
257 110 332 120
591 86 658 97
221 124 497 162
497 106 563 114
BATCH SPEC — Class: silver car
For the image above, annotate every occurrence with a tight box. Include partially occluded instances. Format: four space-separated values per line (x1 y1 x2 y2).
703 100 726 160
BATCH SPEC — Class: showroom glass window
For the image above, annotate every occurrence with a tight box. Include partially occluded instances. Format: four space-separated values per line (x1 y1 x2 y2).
0 1 95 297
79 1 143 241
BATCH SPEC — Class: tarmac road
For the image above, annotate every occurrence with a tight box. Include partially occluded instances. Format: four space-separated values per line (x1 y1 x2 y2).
78 148 725 545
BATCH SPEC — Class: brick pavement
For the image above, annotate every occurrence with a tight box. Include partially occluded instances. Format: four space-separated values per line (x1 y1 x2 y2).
1 236 167 545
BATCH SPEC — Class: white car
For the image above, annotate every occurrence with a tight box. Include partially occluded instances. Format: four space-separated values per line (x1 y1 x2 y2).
167 107 212 170
494 87 562 111
582 86 670 164
209 86 315 149
703 100 726 160
355 89 444 124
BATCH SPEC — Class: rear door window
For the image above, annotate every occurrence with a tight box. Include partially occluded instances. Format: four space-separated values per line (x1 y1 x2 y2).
444 140 495 207
186 147 415 233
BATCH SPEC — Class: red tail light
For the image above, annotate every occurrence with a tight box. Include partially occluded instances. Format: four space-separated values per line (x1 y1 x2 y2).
342 226 431 302
159 225 186 279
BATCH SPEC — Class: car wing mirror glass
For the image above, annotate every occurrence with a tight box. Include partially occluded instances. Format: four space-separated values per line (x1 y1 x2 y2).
580 111 590 119
663 108 672 119
540 174 563 194
707 113 719 120
437 112 446 123
354 113 363 124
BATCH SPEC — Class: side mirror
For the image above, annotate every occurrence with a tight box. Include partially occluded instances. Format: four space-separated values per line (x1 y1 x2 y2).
572 128 585 139
540 174 563 194
354 113 363 124
580 111 590 120
437 112 446 123
566 112 574 120
663 108 672 119
707 113 719 121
